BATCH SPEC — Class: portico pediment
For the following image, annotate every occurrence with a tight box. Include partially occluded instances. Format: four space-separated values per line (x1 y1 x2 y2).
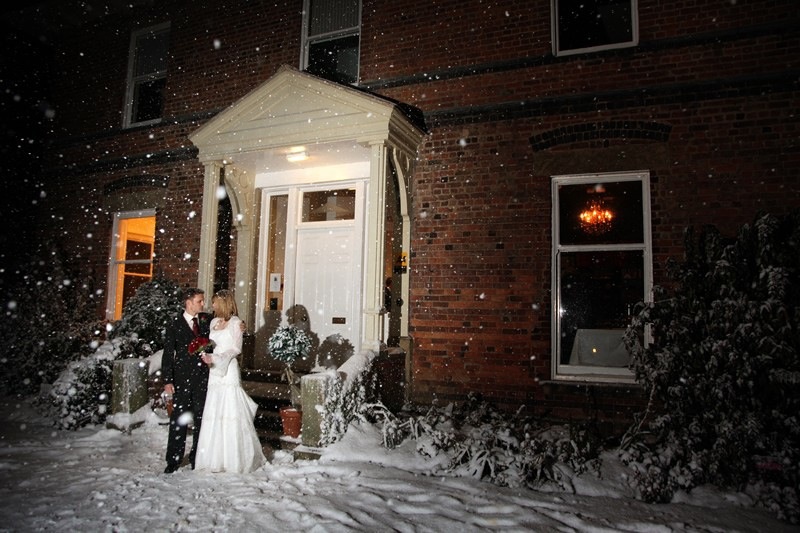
189 65 424 163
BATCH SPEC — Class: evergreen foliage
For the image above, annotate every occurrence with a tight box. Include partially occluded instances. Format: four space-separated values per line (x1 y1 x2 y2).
108 276 183 356
42 276 182 430
622 210 800 522
0 242 103 395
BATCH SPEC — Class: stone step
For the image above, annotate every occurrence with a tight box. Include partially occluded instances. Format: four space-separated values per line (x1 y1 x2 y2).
242 368 306 452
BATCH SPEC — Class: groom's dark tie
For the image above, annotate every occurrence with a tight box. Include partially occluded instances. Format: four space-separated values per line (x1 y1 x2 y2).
192 316 199 336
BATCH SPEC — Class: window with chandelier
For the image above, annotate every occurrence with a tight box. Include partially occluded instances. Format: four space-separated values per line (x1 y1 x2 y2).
551 171 652 382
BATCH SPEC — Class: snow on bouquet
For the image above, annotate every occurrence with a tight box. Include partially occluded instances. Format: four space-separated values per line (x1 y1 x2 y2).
189 336 215 356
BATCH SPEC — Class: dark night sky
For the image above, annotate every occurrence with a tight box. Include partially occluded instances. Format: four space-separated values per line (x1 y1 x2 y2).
0 5 54 282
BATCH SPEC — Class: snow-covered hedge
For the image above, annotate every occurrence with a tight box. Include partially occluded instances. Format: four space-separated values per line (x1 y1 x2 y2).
622 210 800 523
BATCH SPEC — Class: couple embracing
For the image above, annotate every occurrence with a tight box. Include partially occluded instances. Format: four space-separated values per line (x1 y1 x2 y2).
161 287 266 474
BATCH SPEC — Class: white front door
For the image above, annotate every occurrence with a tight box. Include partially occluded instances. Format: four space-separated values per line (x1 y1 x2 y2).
295 225 359 342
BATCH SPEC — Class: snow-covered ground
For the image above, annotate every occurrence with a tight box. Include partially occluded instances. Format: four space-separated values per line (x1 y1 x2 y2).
0 396 793 532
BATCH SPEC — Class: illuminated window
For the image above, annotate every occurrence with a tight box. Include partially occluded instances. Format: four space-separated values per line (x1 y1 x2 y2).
107 212 156 320
552 172 651 381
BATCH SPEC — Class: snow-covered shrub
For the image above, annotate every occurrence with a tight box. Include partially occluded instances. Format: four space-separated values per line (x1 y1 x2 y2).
42 277 182 430
319 357 377 446
40 340 118 430
1 242 104 395
108 276 182 355
622 210 800 523
362 394 601 490
268 325 313 365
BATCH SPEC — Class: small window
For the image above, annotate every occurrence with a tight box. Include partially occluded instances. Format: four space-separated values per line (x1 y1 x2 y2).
302 188 356 222
107 212 156 320
552 0 638 56
552 172 651 381
124 23 169 127
302 0 360 84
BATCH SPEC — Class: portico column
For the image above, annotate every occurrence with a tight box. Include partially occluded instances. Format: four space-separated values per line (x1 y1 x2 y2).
197 161 222 298
363 142 389 351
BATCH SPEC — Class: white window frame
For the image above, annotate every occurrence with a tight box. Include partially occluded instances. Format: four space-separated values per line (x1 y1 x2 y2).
551 171 652 383
300 0 361 84
106 209 156 320
551 0 639 57
123 22 170 128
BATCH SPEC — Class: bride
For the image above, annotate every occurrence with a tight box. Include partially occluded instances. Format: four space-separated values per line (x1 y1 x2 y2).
195 289 266 473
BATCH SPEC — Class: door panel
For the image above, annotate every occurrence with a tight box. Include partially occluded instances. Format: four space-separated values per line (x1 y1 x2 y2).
295 226 357 342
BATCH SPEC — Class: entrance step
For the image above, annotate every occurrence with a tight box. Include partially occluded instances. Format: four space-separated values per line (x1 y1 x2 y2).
241 368 303 452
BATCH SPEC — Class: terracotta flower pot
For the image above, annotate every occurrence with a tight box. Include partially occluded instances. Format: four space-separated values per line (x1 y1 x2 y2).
280 406 302 438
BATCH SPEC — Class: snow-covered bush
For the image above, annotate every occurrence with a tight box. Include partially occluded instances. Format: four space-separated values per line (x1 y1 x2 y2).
622 210 800 523
42 276 182 430
362 394 602 490
108 276 182 355
319 354 377 446
1 242 104 396
268 325 313 365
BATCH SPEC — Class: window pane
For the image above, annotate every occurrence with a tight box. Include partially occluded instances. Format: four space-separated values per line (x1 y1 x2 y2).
302 188 356 222
309 0 359 36
267 195 288 312
122 275 148 306
124 240 152 261
559 250 643 366
307 35 359 84
132 78 166 123
557 0 633 53
558 180 643 245
134 29 169 76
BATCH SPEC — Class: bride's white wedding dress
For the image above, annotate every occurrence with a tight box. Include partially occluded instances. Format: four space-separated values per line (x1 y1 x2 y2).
194 316 266 473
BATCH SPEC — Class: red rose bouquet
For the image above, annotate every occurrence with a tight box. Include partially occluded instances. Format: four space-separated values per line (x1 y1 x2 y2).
189 337 215 356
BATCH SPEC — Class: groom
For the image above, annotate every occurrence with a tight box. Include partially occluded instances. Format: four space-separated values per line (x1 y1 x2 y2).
161 287 211 474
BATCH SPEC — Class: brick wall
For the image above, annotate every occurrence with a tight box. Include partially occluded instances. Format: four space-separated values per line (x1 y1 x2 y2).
26 0 799 432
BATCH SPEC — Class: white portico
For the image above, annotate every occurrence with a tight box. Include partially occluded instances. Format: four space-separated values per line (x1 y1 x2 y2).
189 65 425 360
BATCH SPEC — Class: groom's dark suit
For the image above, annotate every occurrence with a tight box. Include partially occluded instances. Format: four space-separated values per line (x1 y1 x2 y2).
161 311 211 472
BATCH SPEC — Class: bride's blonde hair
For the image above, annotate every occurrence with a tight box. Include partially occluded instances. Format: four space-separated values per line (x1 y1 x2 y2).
212 289 238 320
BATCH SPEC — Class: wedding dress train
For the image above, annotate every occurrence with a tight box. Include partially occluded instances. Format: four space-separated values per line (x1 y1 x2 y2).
194 316 266 473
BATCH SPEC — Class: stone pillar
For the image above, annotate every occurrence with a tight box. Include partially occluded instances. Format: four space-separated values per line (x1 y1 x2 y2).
362 142 389 352
108 358 149 431
299 372 335 448
197 162 222 297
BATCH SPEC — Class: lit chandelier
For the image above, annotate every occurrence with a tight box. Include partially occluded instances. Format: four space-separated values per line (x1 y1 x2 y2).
578 199 613 234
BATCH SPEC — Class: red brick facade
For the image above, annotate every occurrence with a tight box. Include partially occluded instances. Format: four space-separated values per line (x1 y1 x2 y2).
12 0 799 431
